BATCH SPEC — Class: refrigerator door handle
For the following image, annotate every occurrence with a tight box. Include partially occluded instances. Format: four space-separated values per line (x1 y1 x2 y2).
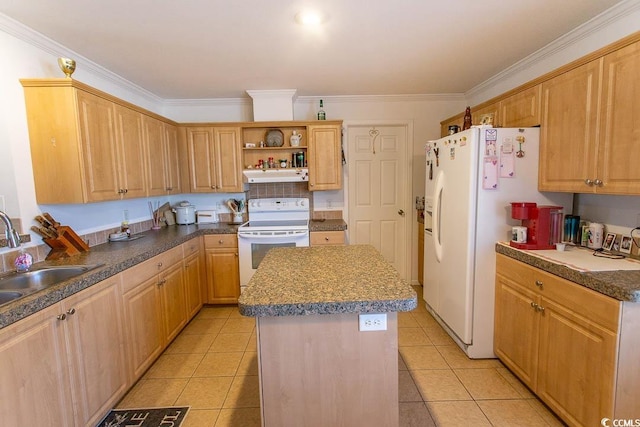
433 170 444 262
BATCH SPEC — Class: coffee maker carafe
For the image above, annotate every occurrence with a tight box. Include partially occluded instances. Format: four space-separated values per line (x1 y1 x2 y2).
510 202 563 250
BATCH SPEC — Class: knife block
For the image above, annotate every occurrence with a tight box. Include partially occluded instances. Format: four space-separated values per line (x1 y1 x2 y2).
43 226 90 260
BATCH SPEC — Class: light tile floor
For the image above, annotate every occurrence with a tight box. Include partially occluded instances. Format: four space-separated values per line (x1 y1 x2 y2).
116 287 565 426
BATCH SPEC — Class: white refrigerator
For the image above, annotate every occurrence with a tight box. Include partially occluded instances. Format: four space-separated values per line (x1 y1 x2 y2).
423 127 572 358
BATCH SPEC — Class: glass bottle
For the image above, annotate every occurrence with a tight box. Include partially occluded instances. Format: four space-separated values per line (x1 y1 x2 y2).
317 99 326 120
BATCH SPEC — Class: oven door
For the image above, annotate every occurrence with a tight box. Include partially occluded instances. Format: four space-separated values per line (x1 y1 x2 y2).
237 230 309 292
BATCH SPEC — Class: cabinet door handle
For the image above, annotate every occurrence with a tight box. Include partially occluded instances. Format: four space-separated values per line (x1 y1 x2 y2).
530 302 538 310
57 313 67 321
536 305 545 313
584 179 594 186
594 179 603 186
158 278 167 286
535 280 543 288
66 308 76 315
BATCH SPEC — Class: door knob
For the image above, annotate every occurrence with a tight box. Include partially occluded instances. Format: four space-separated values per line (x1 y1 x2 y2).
398 209 405 216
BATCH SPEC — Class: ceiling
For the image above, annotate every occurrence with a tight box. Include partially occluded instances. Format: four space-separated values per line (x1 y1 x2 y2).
0 0 623 99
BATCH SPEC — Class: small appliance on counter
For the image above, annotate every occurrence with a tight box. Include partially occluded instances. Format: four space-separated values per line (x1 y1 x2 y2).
173 202 196 225
197 210 219 224
509 202 563 250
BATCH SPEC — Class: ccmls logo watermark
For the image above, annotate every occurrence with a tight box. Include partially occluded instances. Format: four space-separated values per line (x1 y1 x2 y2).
601 418 640 426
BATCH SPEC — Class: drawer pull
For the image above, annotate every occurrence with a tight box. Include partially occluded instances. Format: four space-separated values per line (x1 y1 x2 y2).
57 313 67 321
535 280 543 288
157 262 163 268
66 308 76 315
325 237 330 241
219 240 224 244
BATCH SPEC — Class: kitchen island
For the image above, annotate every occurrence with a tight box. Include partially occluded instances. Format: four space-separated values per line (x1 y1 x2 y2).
238 244 416 427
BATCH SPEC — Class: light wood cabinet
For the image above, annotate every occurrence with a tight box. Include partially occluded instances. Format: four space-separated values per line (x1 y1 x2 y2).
113 104 147 199
21 79 177 203
184 126 243 193
143 115 169 196
499 85 542 127
0 301 73 427
539 40 640 194
596 40 640 194
310 230 345 246
62 275 129 426
183 238 204 319
538 60 602 193
0 276 128 427
308 123 342 190
121 245 186 381
164 123 182 194
440 114 464 137
495 254 640 426
204 234 240 304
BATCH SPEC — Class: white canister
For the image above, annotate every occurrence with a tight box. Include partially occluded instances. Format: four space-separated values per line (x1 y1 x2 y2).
173 205 196 225
512 226 527 243
587 223 604 249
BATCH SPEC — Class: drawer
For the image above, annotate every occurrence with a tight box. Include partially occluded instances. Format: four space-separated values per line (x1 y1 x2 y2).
496 254 536 291
537 269 620 333
310 231 345 246
121 245 183 292
183 237 202 258
204 234 237 249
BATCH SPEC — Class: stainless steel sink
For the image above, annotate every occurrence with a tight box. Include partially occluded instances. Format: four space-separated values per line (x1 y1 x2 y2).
0 264 102 307
0 291 23 305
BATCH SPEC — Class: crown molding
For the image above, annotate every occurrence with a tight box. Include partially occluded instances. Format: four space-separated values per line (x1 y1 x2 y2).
0 12 162 105
163 97 252 107
297 93 465 103
466 0 640 100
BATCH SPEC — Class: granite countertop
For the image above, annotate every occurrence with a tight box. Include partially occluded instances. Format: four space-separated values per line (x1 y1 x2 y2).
496 242 640 302
309 219 347 232
0 223 240 329
238 244 417 317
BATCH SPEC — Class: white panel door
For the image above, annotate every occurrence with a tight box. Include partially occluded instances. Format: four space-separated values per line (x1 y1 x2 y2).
348 125 409 278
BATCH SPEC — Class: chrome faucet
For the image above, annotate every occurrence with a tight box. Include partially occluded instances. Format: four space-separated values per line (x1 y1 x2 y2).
0 211 21 248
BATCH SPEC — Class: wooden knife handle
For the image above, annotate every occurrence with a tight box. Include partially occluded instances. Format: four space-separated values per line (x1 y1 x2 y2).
42 213 60 228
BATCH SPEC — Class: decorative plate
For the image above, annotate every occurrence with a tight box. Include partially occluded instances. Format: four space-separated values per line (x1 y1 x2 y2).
265 129 284 147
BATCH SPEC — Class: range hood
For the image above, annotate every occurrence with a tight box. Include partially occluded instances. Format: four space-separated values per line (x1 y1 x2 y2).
243 168 309 183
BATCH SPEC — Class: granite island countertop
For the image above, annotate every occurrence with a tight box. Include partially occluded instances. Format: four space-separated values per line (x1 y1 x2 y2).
496 242 640 302
238 244 417 317
0 223 240 329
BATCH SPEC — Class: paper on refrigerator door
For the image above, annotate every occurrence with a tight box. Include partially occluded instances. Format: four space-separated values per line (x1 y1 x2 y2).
482 157 499 190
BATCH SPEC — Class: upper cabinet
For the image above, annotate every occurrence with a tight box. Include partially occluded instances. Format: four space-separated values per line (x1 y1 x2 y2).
499 85 541 128
539 39 640 194
21 79 178 204
538 60 601 193
597 40 640 194
307 124 342 190
183 126 243 193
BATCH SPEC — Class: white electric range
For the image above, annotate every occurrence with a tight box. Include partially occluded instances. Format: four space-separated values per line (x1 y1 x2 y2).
237 198 310 292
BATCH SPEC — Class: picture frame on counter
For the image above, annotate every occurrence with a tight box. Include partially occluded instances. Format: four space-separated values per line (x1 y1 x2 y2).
619 235 633 254
603 232 616 251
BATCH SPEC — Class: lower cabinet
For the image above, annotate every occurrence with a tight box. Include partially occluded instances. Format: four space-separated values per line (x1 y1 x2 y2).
204 234 240 304
0 275 127 427
0 239 208 425
122 245 187 381
310 230 345 246
183 237 205 319
494 254 639 426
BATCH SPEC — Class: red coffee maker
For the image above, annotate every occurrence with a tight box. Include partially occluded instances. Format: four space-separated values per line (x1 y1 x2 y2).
510 202 563 250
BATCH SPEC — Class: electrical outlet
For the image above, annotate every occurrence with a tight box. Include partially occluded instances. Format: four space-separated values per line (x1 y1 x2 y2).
359 313 387 331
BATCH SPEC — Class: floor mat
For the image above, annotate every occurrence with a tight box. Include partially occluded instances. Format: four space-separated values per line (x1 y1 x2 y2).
96 406 189 427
